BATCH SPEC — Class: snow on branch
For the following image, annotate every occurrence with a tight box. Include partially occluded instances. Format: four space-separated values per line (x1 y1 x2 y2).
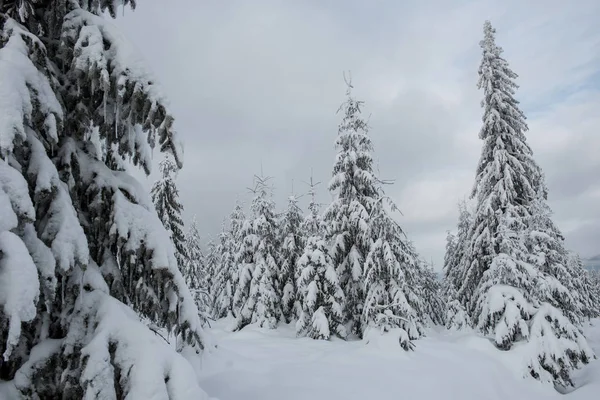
0 17 62 156
61 8 183 171
57 143 210 352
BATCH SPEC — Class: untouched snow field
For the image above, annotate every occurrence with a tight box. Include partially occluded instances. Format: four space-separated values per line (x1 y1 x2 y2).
198 319 600 400
1 319 598 399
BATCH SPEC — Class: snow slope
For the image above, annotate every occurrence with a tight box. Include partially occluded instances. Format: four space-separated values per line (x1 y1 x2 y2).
198 318 600 400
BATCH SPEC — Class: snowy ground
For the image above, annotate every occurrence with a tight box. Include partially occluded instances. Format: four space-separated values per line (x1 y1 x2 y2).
1 320 598 399
198 318 600 400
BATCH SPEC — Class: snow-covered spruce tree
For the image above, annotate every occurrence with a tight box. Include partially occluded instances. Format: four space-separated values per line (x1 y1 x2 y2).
526 197 597 322
211 220 236 319
565 252 600 319
324 77 378 336
204 237 219 301
442 202 472 330
279 192 305 322
589 269 600 311
184 216 210 324
234 175 282 330
232 206 254 320
151 155 187 269
223 201 246 318
0 2 208 398
362 192 433 349
296 176 346 340
418 259 445 326
456 20 592 386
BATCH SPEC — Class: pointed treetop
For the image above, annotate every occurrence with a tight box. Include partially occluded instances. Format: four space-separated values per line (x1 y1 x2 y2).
303 171 321 206
481 21 497 49
248 172 274 195
343 70 354 93
158 155 178 178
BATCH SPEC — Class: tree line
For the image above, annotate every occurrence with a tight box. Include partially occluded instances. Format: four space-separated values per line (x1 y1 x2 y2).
153 21 600 389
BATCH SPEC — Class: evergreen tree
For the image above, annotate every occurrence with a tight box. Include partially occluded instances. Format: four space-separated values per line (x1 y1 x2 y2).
362 193 432 349
324 77 378 336
0 3 207 397
234 175 281 330
590 269 600 310
184 216 210 324
443 202 472 330
279 192 305 322
151 156 187 269
212 220 236 319
453 21 593 386
204 237 219 300
296 176 346 340
524 197 595 323
418 260 446 326
226 201 246 317
232 209 254 320
565 253 600 319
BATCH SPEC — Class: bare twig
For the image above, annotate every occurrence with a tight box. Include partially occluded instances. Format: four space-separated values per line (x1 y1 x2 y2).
148 325 171 345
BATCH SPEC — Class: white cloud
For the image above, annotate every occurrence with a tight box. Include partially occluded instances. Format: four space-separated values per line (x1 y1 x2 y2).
115 0 600 267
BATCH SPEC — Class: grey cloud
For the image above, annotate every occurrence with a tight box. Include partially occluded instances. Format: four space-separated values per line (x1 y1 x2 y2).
116 0 600 267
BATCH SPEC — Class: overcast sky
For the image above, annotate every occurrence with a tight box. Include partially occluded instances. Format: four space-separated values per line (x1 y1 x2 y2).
114 0 600 270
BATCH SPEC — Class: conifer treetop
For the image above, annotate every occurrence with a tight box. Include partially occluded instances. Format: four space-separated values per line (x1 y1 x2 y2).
474 20 544 207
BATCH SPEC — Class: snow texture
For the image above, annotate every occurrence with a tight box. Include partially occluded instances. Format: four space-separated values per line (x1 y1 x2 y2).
196 318 600 400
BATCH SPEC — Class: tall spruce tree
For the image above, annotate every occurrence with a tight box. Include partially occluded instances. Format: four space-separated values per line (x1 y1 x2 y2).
0 2 208 397
151 156 187 269
279 191 305 322
234 175 281 330
324 77 378 336
296 176 346 340
452 21 593 386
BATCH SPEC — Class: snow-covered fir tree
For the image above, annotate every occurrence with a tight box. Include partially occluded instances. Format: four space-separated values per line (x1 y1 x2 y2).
232 207 254 320
565 252 600 319
0 2 208 397
184 216 210 324
296 176 346 340
451 20 593 386
204 237 220 300
590 268 600 309
324 77 379 336
211 220 235 319
525 197 598 323
418 259 445 326
234 175 282 330
222 201 246 318
278 191 305 322
151 155 187 269
362 192 433 349
442 202 472 330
